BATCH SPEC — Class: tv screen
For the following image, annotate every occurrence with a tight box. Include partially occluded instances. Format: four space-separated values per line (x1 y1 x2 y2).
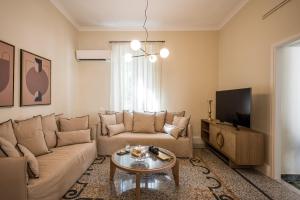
216 88 251 128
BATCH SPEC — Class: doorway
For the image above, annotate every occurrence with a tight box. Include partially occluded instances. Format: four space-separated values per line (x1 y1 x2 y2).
273 36 300 193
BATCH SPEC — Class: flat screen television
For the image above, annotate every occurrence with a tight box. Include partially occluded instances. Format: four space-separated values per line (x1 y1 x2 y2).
216 88 251 128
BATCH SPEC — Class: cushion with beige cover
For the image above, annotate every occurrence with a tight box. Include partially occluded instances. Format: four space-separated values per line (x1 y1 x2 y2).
123 111 133 131
41 114 58 149
17 144 40 178
133 112 155 133
0 137 20 157
13 116 49 156
56 129 91 147
165 111 185 124
163 123 184 139
107 123 125 136
0 120 17 146
172 116 190 137
100 114 117 136
105 111 124 124
154 111 166 132
60 115 89 132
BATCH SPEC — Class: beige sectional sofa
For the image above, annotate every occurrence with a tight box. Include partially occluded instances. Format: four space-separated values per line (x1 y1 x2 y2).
97 111 193 158
0 114 97 200
98 125 193 158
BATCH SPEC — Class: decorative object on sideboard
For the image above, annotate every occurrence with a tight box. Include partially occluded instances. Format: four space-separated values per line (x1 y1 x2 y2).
20 49 51 106
125 0 170 63
208 99 213 121
0 40 14 107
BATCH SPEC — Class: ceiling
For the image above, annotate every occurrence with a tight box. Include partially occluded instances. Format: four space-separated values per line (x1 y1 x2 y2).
50 0 248 31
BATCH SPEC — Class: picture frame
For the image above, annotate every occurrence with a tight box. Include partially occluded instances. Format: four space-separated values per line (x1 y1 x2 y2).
0 40 15 107
20 49 51 106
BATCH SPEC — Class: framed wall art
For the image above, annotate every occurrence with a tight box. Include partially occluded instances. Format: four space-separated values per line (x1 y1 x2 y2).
0 40 15 107
20 49 51 106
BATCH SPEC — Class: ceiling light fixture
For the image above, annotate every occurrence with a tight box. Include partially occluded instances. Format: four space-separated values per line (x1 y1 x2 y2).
126 0 170 63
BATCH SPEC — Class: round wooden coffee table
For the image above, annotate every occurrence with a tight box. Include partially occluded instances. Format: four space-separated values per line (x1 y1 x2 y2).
110 146 179 200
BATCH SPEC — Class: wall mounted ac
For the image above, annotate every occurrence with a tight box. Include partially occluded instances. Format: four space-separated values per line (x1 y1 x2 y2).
76 50 111 61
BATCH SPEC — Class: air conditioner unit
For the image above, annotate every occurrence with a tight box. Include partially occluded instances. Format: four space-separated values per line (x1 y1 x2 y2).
76 50 111 61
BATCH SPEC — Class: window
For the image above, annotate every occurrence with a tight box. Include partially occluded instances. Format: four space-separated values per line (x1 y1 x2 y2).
110 43 162 112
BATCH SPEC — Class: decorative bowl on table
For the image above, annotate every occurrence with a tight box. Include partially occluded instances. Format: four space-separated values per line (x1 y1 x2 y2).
130 145 148 161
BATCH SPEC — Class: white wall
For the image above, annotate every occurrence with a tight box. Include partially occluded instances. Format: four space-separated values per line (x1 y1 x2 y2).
277 44 300 174
218 0 300 176
0 0 77 121
75 31 219 144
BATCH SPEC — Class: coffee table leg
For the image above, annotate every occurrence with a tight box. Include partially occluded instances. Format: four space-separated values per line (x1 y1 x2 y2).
172 159 179 186
136 173 141 200
110 158 116 181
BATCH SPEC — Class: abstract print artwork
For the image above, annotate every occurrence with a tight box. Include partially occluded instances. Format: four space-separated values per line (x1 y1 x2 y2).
20 50 51 106
0 40 14 107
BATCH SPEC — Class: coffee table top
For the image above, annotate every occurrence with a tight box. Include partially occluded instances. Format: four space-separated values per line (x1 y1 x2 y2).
111 146 176 173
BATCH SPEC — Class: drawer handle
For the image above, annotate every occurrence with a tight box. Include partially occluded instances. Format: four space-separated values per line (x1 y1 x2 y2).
216 132 224 148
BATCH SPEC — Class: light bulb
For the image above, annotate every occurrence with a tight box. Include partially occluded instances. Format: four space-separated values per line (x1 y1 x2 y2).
130 40 141 51
124 53 133 62
149 55 157 63
160 48 170 58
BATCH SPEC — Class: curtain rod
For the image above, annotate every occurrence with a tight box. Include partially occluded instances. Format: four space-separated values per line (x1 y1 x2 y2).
109 40 165 43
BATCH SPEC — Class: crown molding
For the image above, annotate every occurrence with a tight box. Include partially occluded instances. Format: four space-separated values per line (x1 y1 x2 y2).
217 0 249 29
50 0 248 32
77 26 220 32
50 0 80 30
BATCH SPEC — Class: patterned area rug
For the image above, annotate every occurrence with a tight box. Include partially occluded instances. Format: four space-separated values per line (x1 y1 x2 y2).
62 156 238 200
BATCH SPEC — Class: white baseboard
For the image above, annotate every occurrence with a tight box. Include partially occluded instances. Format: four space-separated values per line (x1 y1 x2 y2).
193 136 205 148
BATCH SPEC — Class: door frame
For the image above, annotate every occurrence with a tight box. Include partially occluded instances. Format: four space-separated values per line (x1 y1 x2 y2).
270 33 300 180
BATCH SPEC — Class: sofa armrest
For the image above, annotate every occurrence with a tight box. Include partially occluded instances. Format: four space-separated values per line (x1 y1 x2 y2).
0 157 27 200
187 124 193 139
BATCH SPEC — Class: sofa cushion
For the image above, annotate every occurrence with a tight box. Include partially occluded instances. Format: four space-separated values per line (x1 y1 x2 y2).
133 112 155 133
56 129 91 147
173 116 191 137
0 137 20 157
17 144 39 178
27 141 97 200
41 114 58 149
107 123 125 137
105 111 124 124
155 111 166 132
0 120 17 146
100 114 117 136
163 123 184 139
54 114 64 131
13 116 49 156
60 116 89 132
165 111 185 124
123 111 133 131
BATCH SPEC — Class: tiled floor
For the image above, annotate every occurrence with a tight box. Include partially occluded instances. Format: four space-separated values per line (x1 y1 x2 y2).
197 148 300 200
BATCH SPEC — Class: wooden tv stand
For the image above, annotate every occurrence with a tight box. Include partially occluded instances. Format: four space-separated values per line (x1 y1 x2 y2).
201 119 264 168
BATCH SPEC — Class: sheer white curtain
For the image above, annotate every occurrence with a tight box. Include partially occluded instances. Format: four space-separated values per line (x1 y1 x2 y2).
110 43 162 112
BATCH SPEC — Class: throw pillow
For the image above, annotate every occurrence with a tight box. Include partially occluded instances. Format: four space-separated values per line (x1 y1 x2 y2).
55 113 64 131
172 116 191 137
60 115 89 132
165 111 185 124
133 112 155 133
13 116 49 156
0 119 17 146
123 111 133 131
155 111 166 132
56 129 91 147
17 144 40 178
99 114 117 136
105 111 124 124
41 114 58 149
0 137 20 157
163 124 184 139
107 123 125 136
